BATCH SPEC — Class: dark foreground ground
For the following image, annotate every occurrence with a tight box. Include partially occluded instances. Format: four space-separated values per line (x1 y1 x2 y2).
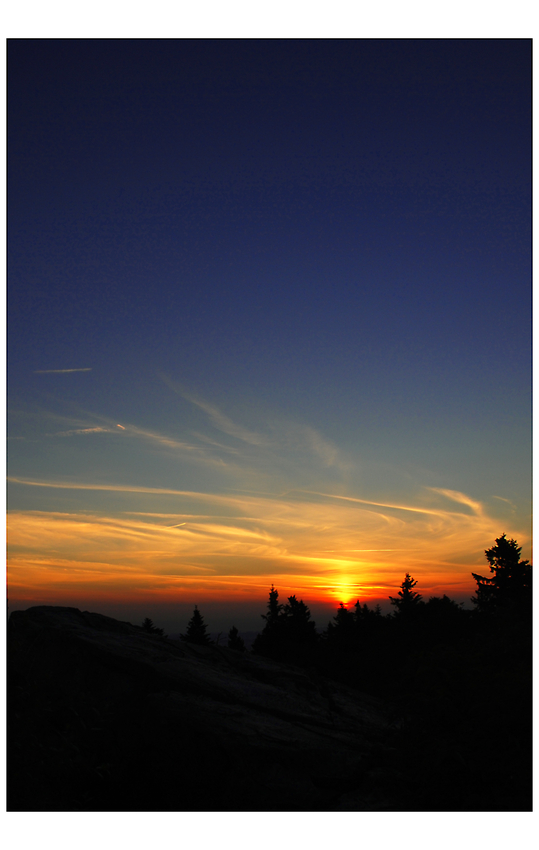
7 606 532 811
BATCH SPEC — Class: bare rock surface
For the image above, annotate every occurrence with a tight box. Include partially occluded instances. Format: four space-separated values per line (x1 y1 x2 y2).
7 606 402 811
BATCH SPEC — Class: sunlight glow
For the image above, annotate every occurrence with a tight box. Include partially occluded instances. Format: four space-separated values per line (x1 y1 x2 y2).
7 471 526 618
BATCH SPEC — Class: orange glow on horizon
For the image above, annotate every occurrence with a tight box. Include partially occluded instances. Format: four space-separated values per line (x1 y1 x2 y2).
7 485 529 620
7 553 479 612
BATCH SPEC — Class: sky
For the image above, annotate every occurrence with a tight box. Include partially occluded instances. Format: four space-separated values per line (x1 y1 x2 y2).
7 38 532 635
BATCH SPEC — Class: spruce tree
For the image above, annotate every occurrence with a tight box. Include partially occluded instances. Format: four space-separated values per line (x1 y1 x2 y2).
281 595 317 644
472 533 531 615
253 585 283 656
389 573 423 618
326 602 355 644
261 584 283 628
227 626 245 652
142 617 165 636
253 587 317 661
180 605 212 645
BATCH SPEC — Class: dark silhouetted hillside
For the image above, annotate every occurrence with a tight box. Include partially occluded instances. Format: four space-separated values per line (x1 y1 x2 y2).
7 606 401 812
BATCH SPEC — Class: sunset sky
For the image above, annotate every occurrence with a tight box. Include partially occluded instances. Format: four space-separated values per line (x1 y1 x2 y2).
7 38 531 634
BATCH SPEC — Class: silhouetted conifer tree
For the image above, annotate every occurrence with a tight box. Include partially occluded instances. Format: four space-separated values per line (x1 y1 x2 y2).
227 626 245 652
253 587 317 661
142 617 165 636
281 595 318 644
325 603 355 644
389 573 423 618
353 600 386 639
472 534 531 615
262 584 283 628
253 585 282 655
180 606 212 645
421 595 467 643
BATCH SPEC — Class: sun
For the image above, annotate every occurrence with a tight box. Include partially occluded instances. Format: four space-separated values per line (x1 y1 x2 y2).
330 579 356 607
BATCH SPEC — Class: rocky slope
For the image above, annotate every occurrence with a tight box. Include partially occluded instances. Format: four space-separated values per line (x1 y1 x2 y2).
7 606 402 811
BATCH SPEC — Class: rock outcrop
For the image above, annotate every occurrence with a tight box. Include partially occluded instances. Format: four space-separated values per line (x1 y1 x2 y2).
7 606 401 811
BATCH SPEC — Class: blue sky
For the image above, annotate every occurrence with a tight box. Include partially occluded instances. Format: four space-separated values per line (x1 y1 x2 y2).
7 39 531 634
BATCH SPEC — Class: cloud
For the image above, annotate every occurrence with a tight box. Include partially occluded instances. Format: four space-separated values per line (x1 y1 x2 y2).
427 487 484 516
190 432 241 455
301 425 339 467
116 422 251 476
120 423 203 453
6 477 517 568
161 375 269 447
34 368 92 374
492 495 516 509
43 419 206 449
38 409 246 476
191 399 268 446
8 386 529 611
297 489 445 516
48 427 111 437
60 407 250 473
7 476 529 613
7 476 201 497
161 376 347 476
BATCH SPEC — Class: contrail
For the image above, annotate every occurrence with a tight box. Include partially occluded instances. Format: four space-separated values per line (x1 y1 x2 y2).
34 368 92 374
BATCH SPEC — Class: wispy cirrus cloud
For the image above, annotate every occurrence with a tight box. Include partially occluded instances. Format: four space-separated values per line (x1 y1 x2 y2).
162 374 346 472
269 420 347 471
162 376 269 448
107 421 248 475
427 487 484 516
47 411 204 454
48 427 111 437
118 423 203 453
38 408 245 474
7 470 530 621
7 477 520 577
25 382 345 486
190 432 241 455
7 476 202 497
8 384 529 615
34 368 92 374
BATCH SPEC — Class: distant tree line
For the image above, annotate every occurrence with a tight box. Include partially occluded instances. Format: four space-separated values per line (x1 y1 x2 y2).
150 532 531 662
141 533 531 809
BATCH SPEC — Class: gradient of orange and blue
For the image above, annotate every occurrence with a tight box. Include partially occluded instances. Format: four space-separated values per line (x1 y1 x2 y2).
7 39 531 634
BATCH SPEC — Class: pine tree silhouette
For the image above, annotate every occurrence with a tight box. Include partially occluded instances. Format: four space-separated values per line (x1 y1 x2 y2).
253 587 317 661
253 585 283 656
141 617 165 636
281 595 317 644
325 602 355 645
472 533 531 615
227 626 245 652
180 606 213 645
261 584 283 628
389 573 423 618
